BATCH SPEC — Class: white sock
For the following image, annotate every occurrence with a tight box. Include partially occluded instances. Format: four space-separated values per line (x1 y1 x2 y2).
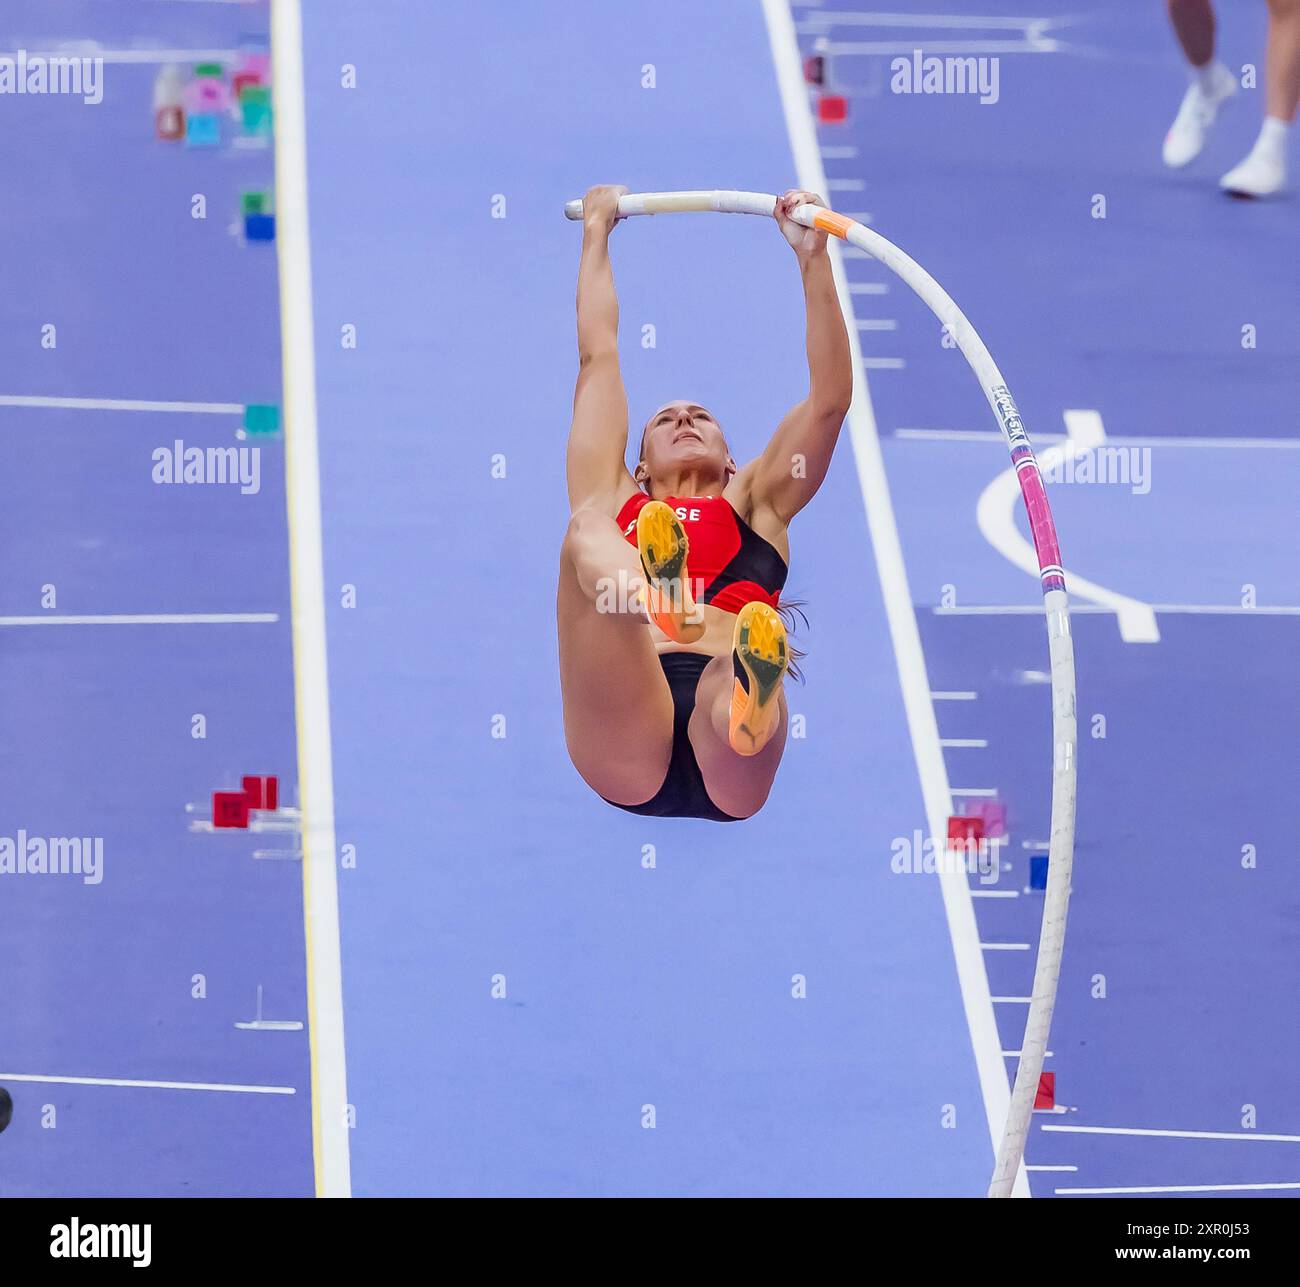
1221 116 1289 195
1257 115 1290 158
1194 60 1229 96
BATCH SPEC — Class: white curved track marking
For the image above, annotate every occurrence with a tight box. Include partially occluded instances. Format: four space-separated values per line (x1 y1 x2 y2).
975 409 1160 643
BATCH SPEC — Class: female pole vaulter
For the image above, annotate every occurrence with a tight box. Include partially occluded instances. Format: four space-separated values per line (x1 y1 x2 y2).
557 184 852 822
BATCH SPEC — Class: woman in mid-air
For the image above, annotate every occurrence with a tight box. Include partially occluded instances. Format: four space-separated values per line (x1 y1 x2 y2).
558 184 852 822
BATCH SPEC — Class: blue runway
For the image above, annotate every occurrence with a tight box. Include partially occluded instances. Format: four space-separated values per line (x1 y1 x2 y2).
4 0 1297 1199
303 0 992 1198
1 2 309 1196
796 0 1300 1196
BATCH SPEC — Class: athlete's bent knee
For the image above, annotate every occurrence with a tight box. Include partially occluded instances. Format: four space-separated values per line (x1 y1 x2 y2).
562 505 610 555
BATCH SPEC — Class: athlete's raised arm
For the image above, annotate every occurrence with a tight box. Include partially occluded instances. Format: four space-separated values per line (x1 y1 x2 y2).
741 189 853 525
567 184 638 513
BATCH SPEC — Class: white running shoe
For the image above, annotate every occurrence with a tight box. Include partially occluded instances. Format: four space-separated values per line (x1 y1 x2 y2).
1162 64 1237 168
1221 120 1288 198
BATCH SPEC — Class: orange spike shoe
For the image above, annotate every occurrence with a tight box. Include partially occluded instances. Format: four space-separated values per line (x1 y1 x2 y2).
636 501 705 644
729 601 788 756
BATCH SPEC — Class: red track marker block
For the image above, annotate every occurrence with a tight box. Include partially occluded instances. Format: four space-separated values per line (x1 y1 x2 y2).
946 814 984 851
213 790 250 829
816 94 848 124
242 775 279 811
232 70 263 99
1034 1072 1055 1110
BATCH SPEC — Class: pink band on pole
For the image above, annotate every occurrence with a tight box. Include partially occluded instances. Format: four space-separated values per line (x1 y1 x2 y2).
1016 461 1064 590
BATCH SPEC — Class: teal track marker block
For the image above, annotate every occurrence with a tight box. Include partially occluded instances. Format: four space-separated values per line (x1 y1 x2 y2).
244 404 280 435
239 85 273 135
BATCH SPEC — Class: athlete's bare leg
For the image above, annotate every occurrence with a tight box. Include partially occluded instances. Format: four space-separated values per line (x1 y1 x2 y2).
557 506 674 806
1266 0 1300 123
1221 0 1297 194
687 654 787 820
1167 0 1216 67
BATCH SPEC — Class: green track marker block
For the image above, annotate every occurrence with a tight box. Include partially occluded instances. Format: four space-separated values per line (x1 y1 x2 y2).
241 190 271 215
243 404 280 436
239 84 273 134
194 62 225 79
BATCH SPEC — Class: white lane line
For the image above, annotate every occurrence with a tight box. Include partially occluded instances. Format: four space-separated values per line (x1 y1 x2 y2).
0 48 242 63
982 942 1031 950
931 690 977 700
1091 433 1300 450
816 39 1062 54
826 177 866 191
935 605 1300 617
1027 1165 1077 1172
1144 606 1300 615
975 408 1160 643
1002 1050 1053 1058
0 1072 294 1095
273 0 351 1200
863 357 906 369
898 428 1052 442
972 890 1020 899
0 395 243 414
764 0 1022 1195
0 613 277 626
992 996 1032 1003
820 145 858 159
940 737 987 748
951 786 998 797
1043 1124 1300 1143
896 427 1300 448
1059 1181 1300 1195
856 319 899 331
801 12 1069 31
849 282 889 295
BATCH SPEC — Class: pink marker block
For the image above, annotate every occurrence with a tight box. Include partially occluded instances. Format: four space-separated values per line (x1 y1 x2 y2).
977 801 1008 839
236 51 271 80
186 77 230 114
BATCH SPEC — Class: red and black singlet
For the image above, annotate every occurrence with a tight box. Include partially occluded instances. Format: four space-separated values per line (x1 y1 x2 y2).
615 492 788 615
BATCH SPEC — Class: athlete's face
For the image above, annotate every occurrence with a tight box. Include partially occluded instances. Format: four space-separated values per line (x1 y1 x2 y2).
637 401 735 491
